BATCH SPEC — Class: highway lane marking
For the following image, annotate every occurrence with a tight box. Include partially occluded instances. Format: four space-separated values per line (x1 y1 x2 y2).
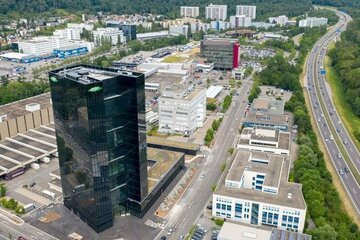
352 188 357 194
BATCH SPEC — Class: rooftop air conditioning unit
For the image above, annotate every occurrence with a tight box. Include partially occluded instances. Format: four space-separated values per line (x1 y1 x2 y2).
0 115 7 123
25 103 40 112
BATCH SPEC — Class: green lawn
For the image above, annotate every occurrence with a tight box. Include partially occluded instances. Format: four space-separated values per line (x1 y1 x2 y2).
324 52 360 152
162 55 187 63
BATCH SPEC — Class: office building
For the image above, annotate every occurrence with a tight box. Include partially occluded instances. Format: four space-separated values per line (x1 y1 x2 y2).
217 222 312 240
251 98 285 115
237 126 291 155
210 21 230 31
158 85 206 135
49 65 185 232
18 36 91 56
205 4 227 21
299 17 328 28
236 5 257 20
53 28 81 40
230 15 252 28
212 150 306 232
107 21 137 41
169 25 189 38
180 6 200 18
92 28 126 46
268 16 289 27
243 111 289 131
67 23 94 32
200 38 240 70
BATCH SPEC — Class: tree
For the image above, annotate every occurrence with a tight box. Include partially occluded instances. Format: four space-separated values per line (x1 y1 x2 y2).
0 184 6 197
308 224 337 240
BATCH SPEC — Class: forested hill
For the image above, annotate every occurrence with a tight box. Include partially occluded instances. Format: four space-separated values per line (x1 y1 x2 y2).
0 0 312 19
312 0 360 8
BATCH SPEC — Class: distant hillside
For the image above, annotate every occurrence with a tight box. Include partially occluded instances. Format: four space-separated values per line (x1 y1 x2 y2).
312 0 360 8
0 0 313 20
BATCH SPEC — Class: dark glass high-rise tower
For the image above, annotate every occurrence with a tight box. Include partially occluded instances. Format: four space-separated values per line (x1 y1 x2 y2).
49 65 148 232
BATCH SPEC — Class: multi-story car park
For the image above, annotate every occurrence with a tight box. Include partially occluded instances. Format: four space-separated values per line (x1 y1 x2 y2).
158 85 206 135
237 126 291 156
180 6 200 18
212 150 306 232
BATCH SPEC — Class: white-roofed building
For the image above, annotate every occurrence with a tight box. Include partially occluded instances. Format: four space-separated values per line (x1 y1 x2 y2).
218 222 272 240
230 15 252 28
299 17 328 28
92 28 126 46
206 86 223 98
205 4 227 21
236 5 257 20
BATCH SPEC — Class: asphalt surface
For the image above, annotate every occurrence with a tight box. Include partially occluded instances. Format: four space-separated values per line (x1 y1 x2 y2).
306 9 360 214
155 78 253 240
0 209 58 240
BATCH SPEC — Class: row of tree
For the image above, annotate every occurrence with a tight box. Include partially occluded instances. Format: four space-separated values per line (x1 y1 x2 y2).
0 0 313 21
204 119 222 146
257 46 360 239
328 19 360 118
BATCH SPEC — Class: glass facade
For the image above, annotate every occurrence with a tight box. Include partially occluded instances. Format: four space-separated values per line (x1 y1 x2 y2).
49 65 148 232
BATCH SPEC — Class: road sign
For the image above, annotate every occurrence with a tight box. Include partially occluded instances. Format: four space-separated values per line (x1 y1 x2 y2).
320 70 326 75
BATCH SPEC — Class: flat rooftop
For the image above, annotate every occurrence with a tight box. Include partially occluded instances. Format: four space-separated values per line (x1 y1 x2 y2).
0 124 57 176
245 111 289 126
0 93 51 120
251 98 285 115
147 136 200 151
226 151 283 188
202 38 238 46
147 147 184 192
218 222 272 240
239 127 290 150
216 150 306 209
51 64 143 85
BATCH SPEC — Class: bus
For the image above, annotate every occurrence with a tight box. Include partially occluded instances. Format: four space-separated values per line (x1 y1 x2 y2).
4 168 25 181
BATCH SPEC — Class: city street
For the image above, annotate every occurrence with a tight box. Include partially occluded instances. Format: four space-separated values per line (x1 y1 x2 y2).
155 77 253 239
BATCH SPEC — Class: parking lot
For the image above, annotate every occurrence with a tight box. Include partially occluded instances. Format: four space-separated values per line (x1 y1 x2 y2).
1 157 60 209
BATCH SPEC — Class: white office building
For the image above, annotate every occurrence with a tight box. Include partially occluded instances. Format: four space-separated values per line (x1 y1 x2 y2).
53 28 81 40
92 28 125 46
210 21 230 31
268 15 289 27
205 4 227 21
67 23 94 32
18 36 73 55
212 150 306 232
230 15 252 28
237 127 291 155
180 6 200 18
236 5 257 20
158 86 206 135
169 25 189 38
299 17 328 28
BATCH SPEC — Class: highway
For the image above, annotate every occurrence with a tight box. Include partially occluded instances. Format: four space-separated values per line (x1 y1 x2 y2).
155 77 253 240
306 9 360 214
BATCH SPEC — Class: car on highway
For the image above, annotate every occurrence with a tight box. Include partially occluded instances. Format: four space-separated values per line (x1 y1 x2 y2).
18 237 27 240
167 228 173 235
336 128 341 133
200 174 205 178
330 135 334 140
344 167 350 173
343 140 347 145
339 169 344 175
337 153 342 158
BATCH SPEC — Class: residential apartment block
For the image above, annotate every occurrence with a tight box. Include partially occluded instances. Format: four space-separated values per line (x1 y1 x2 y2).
158 85 206 135
210 20 230 31
268 15 289 27
236 5 257 20
180 6 200 18
212 150 306 232
53 28 81 41
230 15 252 28
169 25 189 38
299 17 328 28
205 4 227 21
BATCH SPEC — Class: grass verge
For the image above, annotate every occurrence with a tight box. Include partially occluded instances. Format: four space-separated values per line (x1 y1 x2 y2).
301 53 360 226
324 46 360 152
162 55 187 63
